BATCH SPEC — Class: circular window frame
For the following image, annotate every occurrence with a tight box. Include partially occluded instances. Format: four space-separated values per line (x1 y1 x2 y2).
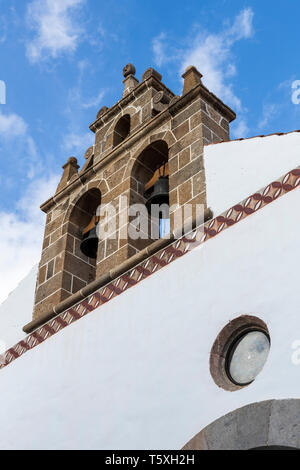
210 316 270 391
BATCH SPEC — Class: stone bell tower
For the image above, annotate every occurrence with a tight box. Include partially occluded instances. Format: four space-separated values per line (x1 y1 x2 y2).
27 63 236 331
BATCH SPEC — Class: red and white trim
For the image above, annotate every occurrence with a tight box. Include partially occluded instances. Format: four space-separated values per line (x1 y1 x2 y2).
1 167 299 371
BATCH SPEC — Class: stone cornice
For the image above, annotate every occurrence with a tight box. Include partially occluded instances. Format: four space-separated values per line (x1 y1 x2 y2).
40 83 236 213
89 76 175 133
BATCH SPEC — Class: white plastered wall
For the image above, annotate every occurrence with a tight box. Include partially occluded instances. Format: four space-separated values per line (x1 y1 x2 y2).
0 189 298 449
204 132 300 215
0 266 36 348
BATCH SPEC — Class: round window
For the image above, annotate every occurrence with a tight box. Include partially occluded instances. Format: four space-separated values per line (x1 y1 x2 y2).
226 330 270 386
210 316 270 391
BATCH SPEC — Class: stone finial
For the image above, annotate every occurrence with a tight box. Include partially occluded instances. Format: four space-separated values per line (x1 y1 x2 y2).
79 146 94 175
122 63 139 97
96 106 109 120
84 146 94 160
142 67 162 82
123 63 136 77
182 66 203 95
56 157 80 193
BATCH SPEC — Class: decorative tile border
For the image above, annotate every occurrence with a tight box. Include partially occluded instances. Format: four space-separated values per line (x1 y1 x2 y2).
1 167 299 370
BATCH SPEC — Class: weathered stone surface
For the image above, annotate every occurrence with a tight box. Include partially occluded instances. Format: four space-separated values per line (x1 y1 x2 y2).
46 260 54 280
169 155 179 174
142 67 162 82
269 400 300 449
64 253 95 283
235 401 272 450
35 273 65 304
96 245 128 277
38 265 47 285
183 400 300 450
171 99 200 130
192 171 206 197
173 120 189 140
33 289 70 320
201 111 229 142
178 179 192 206
182 66 203 94
32 63 236 322
40 234 68 266
204 409 238 450
169 126 202 158
72 276 86 294
56 157 80 194
178 148 190 169
170 157 203 188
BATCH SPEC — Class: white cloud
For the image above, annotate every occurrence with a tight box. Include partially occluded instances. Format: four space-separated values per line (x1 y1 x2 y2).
231 118 249 139
0 174 59 304
26 0 85 63
227 7 254 40
152 33 168 67
81 90 106 109
258 103 278 130
181 8 254 111
0 111 44 180
0 111 28 138
68 60 106 109
63 131 94 155
152 8 254 114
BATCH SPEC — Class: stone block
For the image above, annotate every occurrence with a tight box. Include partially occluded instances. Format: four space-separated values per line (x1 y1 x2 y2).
178 148 190 169
171 100 200 130
72 276 86 294
173 120 189 140
170 157 203 188
204 410 238 450
178 179 192 206
235 401 272 450
269 400 300 449
46 260 54 280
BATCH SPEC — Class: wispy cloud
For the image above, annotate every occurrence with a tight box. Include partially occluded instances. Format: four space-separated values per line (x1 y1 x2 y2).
63 131 94 155
152 8 254 138
68 60 106 109
231 119 249 139
0 174 59 304
152 33 168 67
0 111 28 138
81 90 106 109
26 0 85 63
0 110 44 180
61 61 104 157
258 103 278 130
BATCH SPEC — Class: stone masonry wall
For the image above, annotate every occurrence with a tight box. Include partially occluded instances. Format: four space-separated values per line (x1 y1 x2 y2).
32 65 235 321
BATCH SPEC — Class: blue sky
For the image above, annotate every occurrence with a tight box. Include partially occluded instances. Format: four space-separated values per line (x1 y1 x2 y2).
0 0 300 302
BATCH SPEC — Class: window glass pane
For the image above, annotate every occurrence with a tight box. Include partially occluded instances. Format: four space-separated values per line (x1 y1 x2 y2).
228 331 270 385
159 217 170 238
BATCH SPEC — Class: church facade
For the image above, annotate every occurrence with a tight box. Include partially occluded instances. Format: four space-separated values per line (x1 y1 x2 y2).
0 64 299 450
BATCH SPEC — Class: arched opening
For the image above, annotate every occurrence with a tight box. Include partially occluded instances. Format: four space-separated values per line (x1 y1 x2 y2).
113 114 130 147
66 188 102 293
130 140 169 252
182 400 300 450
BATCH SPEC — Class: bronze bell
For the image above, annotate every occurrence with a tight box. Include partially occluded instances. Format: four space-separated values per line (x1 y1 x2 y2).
80 225 99 259
145 176 169 216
